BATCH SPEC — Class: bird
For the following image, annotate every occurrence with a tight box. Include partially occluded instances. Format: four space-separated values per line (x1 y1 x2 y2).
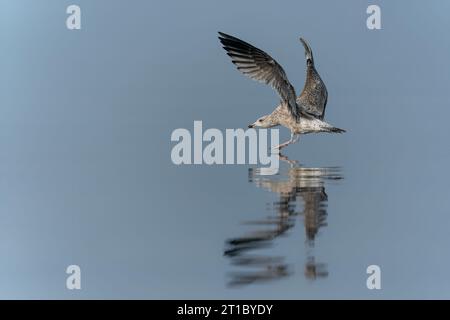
218 32 345 150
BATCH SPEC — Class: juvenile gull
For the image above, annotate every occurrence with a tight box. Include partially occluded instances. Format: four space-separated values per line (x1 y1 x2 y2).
218 32 345 150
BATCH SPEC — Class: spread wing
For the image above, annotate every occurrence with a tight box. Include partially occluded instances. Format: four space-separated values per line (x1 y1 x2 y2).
218 32 300 120
298 69 328 120
298 38 328 120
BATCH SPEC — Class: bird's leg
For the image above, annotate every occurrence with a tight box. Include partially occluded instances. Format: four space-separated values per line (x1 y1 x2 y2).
279 153 300 166
273 132 299 151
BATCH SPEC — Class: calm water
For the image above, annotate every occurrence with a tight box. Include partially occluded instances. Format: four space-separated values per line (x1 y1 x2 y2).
225 160 342 287
2 0 450 299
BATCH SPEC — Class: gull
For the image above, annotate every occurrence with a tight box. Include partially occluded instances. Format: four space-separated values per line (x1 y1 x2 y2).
218 32 345 150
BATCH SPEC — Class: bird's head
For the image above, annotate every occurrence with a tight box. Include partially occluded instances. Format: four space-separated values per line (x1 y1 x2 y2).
248 115 277 128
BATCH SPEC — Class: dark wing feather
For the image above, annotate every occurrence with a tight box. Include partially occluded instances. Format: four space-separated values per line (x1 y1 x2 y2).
218 32 300 120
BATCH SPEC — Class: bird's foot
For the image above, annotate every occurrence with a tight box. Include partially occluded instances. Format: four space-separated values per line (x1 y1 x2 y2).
279 153 299 165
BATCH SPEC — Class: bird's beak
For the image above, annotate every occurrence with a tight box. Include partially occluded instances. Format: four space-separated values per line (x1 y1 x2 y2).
248 124 254 128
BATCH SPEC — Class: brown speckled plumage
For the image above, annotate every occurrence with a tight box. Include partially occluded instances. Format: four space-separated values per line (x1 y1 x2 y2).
299 65 328 120
218 32 345 150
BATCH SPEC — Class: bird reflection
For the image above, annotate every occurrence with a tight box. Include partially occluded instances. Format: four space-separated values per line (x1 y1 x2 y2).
224 154 343 287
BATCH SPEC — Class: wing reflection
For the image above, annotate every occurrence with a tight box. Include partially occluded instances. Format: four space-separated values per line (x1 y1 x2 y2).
225 155 343 287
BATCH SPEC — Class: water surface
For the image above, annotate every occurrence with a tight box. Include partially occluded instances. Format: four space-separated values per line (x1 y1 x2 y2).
2 0 450 299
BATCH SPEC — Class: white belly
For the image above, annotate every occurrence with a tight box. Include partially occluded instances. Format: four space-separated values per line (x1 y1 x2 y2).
295 118 330 134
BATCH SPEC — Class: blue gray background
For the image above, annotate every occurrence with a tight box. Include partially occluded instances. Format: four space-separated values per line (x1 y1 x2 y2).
2 0 450 299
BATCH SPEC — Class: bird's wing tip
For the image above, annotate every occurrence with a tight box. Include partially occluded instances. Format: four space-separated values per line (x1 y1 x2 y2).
218 31 230 39
299 37 309 47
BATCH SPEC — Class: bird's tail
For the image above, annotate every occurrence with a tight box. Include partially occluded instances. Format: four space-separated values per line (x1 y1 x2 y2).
329 126 346 133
